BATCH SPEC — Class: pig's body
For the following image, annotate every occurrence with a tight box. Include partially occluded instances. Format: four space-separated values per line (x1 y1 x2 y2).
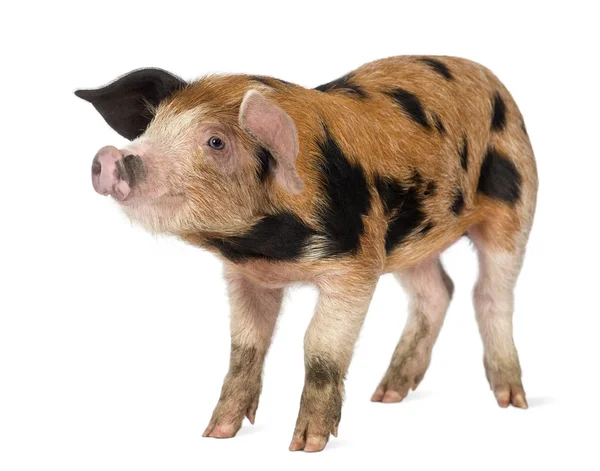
77 56 537 452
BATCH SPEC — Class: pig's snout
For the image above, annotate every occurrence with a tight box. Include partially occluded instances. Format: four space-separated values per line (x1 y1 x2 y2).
92 146 130 200
92 146 145 201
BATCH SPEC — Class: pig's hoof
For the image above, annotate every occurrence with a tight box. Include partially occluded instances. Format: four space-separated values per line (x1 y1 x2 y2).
485 361 528 409
371 387 405 403
289 393 341 452
290 435 329 453
372 347 431 403
371 364 428 403
492 383 528 409
202 400 258 439
289 431 331 453
203 423 238 439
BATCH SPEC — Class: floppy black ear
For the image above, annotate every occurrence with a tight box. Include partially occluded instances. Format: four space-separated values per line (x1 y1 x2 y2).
75 68 187 140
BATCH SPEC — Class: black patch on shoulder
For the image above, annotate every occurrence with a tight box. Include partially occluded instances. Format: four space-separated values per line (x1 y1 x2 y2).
477 148 522 205
418 57 453 80
208 212 316 263
315 73 367 98
249 75 293 87
316 127 371 255
459 135 469 171
255 146 274 183
450 190 465 215
432 113 446 134
374 174 431 253
491 92 507 131
386 88 430 129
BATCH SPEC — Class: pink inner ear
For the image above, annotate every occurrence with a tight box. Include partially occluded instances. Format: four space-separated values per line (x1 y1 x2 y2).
239 90 304 194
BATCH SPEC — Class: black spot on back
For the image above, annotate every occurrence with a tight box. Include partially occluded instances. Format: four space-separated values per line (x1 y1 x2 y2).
374 175 430 253
386 88 430 129
255 146 274 183
315 73 367 98
491 92 507 131
316 127 371 255
249 75 293 87
208 212 316 263
418 57 453 80
459 135 469 171
477 148 522 205
432 113 446 134
450 190 465 215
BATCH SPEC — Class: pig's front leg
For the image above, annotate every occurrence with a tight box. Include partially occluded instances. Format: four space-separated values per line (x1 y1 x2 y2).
289 274 377 452
203 266 283 439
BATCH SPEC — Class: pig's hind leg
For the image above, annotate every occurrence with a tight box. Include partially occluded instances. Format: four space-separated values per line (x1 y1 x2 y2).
469 225 529 409
468 105 537 409
203 266 283 439
372 258 453 403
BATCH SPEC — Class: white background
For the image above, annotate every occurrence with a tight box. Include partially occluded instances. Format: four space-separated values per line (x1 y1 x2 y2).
1 1 598 469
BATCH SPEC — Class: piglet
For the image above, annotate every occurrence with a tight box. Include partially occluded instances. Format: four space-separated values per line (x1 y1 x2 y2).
76 56 537 452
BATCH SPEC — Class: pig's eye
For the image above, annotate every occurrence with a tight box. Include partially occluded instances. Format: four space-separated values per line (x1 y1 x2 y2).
208 136 225 150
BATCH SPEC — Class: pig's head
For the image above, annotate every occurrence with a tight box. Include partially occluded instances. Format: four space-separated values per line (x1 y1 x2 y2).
76 68 304 236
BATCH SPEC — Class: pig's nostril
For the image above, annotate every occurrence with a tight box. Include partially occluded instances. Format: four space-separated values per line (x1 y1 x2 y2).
92 159 102 176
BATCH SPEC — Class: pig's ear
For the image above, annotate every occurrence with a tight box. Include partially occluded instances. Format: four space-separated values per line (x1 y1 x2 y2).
239 90 304 194
75 68 187 140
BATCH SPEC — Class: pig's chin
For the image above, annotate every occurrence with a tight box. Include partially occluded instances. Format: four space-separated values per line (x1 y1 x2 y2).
118 193 188 234
119 193 185 208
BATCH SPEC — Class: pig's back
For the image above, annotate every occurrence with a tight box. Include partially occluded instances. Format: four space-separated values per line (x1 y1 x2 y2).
288 56 536 270
311 56 531 180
